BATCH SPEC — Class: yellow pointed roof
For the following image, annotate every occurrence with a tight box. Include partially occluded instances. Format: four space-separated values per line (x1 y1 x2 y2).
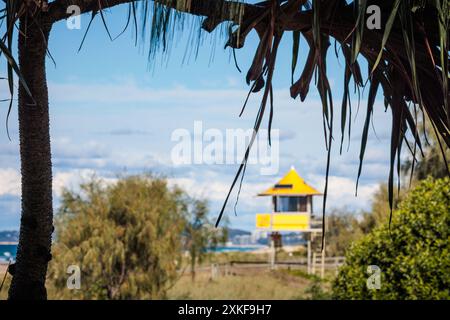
258 166 322 196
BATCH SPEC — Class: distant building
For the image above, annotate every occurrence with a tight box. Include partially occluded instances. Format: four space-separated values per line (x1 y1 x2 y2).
251 230 268 243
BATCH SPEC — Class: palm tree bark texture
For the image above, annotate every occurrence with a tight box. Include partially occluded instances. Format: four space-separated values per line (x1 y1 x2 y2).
5 0 448 299
8 15 53 299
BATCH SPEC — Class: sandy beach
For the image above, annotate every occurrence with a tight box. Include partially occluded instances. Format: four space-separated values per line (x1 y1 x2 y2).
0 264 8 275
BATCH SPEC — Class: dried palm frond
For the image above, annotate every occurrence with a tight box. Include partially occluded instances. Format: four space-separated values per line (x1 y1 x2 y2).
209 0 450 239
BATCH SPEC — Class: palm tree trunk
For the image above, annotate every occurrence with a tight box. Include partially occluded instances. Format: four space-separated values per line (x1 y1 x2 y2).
8 17 53 300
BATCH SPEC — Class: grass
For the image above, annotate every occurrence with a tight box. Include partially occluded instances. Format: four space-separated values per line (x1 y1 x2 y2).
0 249 333 300
167 249 332 300
0 266 333 300
168 265 330 300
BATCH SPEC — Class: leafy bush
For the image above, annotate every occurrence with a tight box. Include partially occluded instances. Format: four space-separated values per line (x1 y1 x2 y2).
48 175 188 299
325 210 363 256
332 177 450 299
304 278 332 300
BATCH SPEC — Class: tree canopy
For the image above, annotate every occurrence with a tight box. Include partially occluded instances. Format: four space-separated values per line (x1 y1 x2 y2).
403 118 450 181
48 175 189 299
332 177 450 299
184 199 228 281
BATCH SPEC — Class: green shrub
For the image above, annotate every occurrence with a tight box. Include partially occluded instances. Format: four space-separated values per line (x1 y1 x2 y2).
332 177 450 299
305 279 332 300
48 175 187 299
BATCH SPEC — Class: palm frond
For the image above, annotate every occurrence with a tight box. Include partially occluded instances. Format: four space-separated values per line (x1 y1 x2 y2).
210 0 449 240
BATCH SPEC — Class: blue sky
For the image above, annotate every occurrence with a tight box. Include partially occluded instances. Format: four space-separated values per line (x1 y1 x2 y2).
0 4 394 231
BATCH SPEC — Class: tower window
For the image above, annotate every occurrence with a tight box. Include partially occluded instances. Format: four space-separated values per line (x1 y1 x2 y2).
274 184 293 189
275 196 307 212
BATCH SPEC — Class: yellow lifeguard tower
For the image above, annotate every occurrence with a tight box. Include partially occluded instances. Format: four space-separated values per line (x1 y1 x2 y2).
256 166 321 232
255 166 325 275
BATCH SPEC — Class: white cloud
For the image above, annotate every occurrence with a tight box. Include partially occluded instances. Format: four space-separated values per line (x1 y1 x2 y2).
308 174 378 212
49 81 249 105
53 169 117 196
53 170 93 196
0 167 119 198
167 175 271 210
47 80 307 113
0 168 21 196
53 137 109 159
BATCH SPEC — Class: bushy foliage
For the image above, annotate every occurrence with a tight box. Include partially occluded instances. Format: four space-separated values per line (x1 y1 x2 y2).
325 211 363 257
184 200 227 281
403 122 450 182
48 175 189 299
325 182 409 257
332 178 450 300
304 278 332 300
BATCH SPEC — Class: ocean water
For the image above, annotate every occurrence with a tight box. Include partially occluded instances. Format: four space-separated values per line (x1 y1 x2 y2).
0 244 17 262
209 246 264 253
0 244 261 261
